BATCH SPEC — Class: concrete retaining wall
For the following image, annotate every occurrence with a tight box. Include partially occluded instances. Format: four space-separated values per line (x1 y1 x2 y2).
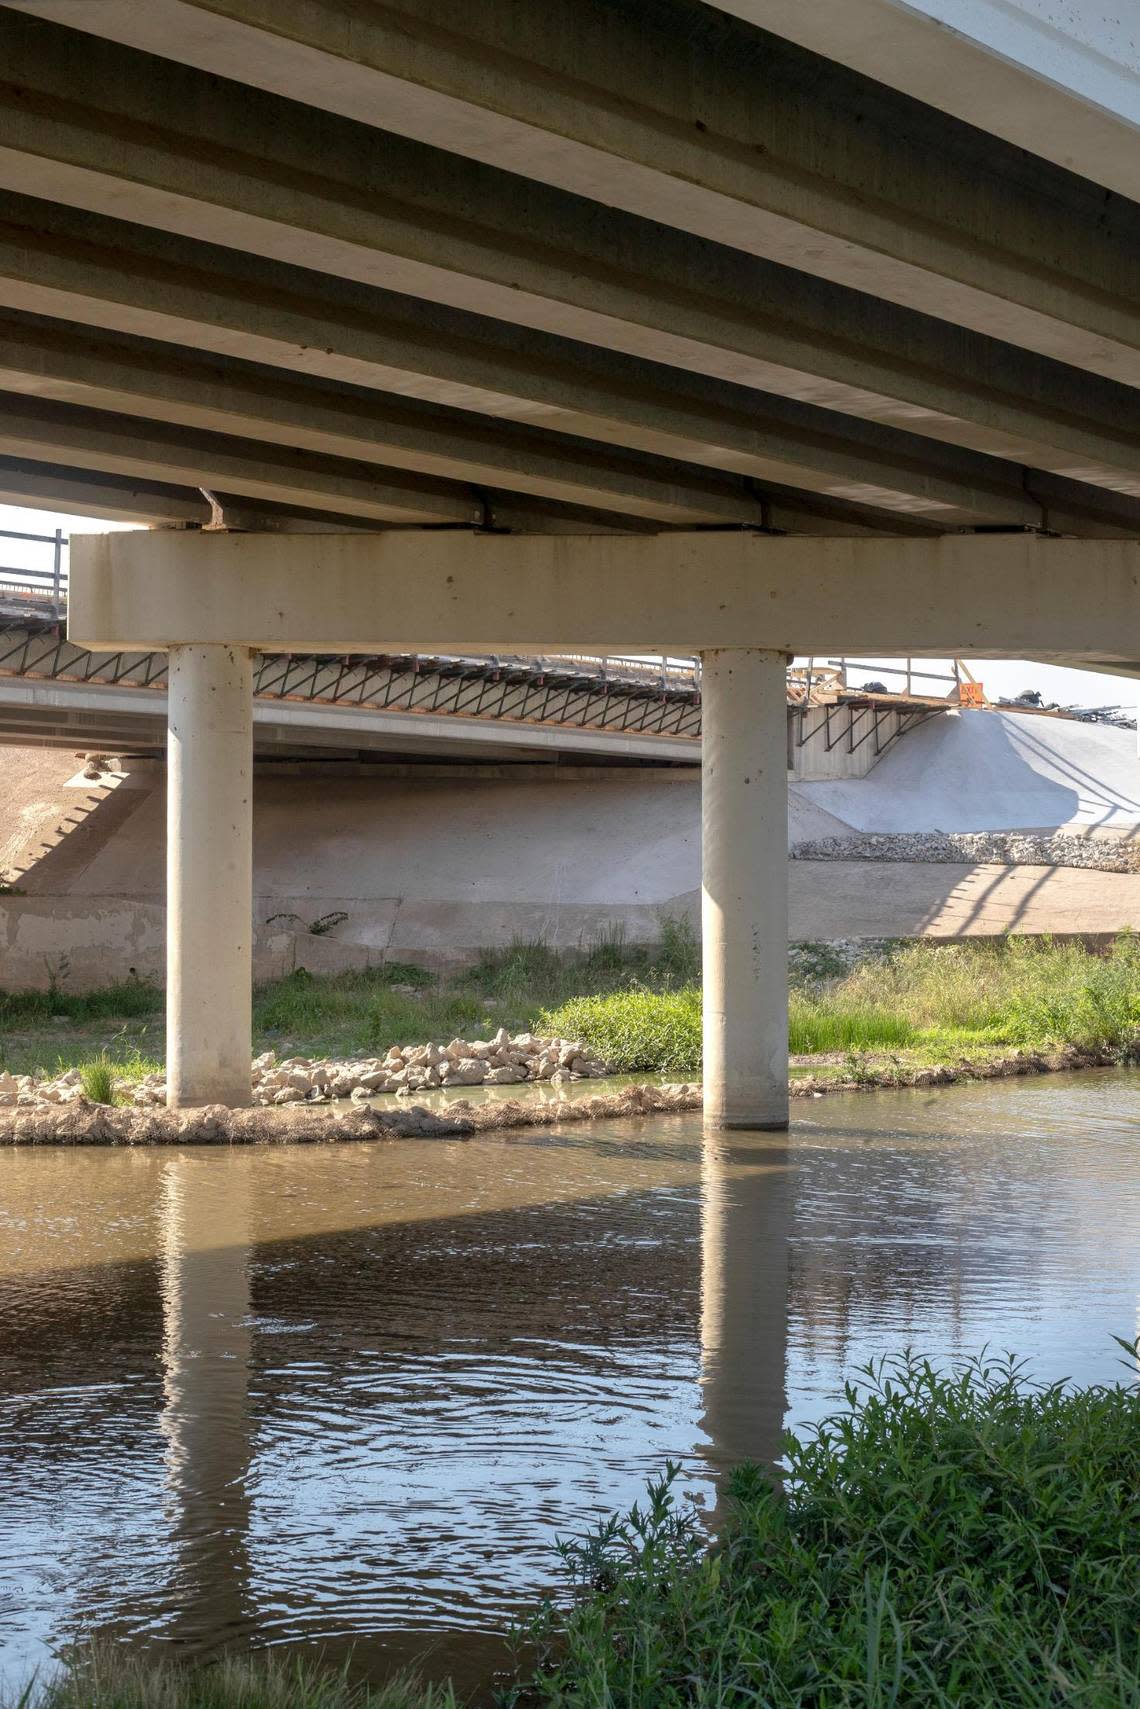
5 708 1140 989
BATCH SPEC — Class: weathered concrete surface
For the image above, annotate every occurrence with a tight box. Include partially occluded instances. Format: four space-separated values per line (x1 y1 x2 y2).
69 531 1140 663
6 859 1140 990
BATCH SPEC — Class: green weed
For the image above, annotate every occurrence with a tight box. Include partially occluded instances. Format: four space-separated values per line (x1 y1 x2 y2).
541 987 702 1074
514 1345 1140 1707
0 976 161 1028
788 992 914 1053
654 913 699 984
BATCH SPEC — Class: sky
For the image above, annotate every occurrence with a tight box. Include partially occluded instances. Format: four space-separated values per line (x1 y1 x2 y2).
1 502 1135 712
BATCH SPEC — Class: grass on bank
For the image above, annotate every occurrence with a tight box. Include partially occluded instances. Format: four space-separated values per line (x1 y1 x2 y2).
2 930 1140 1084
0 921 701 1080
15 1348 1140 1708
11 1654 455 1709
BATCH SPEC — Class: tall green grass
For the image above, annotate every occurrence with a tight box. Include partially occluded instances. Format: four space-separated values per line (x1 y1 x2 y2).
10 1650 455 1709
76 1055 116 1105
837 934 1140 1053
0 978 160 1027
516 1346 1140 1707
788 992 913 1053
541 989 914 1073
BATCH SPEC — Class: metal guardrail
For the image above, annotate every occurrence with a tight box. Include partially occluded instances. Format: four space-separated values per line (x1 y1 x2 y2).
0 526 66 613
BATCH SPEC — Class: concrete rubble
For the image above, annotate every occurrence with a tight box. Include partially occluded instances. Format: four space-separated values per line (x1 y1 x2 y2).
0 1080 704 1146
0 1029 615 1113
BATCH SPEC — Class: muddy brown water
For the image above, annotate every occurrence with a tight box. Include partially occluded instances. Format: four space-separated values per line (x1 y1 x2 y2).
2 1070 1139 1695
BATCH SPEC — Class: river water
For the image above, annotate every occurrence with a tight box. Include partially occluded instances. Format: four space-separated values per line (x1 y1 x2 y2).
2 1070 1139 1693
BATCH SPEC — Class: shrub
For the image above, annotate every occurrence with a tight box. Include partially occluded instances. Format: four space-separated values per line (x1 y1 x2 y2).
518 1346 1140 1707
654 913 699 984
541 987 701 1074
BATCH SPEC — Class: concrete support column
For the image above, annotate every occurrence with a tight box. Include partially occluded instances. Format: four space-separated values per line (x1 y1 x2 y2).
700 648 789 1130
167 644 253 1109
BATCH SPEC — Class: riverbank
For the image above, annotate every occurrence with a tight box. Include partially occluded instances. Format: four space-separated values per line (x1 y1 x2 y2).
2 935 1138 1142
1 1042 1133 1144
16 1349 1140 1707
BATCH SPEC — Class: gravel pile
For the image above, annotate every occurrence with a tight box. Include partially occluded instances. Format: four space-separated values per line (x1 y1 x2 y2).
0 1029 615 1112
792 830 1140 872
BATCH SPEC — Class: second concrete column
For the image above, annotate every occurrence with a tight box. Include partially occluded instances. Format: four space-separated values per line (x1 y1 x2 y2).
166 643 254 1109
700 647 789 1130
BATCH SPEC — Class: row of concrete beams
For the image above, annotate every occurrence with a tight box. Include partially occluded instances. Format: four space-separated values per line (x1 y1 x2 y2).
1 210 1139 540
0 308 1007 535
6 0 1136 383
0 17 1137 524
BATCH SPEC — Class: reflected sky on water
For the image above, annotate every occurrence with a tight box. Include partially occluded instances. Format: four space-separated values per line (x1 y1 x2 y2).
2 1069 1139 1689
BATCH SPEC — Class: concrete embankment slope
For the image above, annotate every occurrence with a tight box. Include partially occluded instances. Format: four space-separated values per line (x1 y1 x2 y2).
3 712 1140 988
801 709 1140 834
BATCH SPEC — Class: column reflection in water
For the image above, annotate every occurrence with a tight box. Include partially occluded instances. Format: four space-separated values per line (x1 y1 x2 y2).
699 1133 792 1483
158 1155 254 1653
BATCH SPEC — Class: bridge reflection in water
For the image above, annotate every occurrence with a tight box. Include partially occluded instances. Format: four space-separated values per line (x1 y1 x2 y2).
158 1157 254 1653
143 1134 794 1661
2 1078 1139 1689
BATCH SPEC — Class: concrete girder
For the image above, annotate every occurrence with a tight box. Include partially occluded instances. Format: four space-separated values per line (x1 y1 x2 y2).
0 391 728 532
3 2 1137 383
0 454 209 527
0 315 800 529
2 209 1139 535
0 29 1139 499
710 0 1140 204
0 453 431 533
70 529 1140 662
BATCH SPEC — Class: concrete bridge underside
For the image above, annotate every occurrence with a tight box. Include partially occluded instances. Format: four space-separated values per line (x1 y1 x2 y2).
1 0 1136 1124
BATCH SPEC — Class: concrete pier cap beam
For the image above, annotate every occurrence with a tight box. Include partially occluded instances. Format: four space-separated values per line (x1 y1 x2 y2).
67 530 1140 662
